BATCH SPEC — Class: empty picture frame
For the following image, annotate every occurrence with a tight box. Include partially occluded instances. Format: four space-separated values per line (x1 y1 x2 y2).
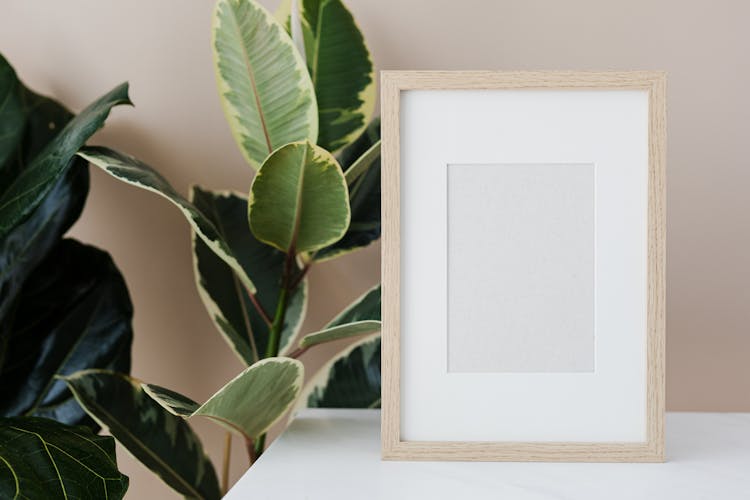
381 71 666 462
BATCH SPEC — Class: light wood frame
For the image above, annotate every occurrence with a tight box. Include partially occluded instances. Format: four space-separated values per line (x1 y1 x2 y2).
380 71 666 462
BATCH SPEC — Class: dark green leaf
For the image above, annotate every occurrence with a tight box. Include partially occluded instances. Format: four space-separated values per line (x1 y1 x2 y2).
63 370 220 500
298 285 381 408
0 54 25 175
191 187 307 364
327 284 381 327
0 82 130 238
0 240 133 428
300 0 375 151
302 333 380 408
0 416 128 500
0 73 90 327
315 118 381 260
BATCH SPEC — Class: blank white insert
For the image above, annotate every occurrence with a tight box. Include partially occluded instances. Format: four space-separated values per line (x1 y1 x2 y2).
447 163 595 373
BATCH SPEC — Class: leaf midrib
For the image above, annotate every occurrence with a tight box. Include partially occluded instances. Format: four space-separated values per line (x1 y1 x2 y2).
226 3 273 155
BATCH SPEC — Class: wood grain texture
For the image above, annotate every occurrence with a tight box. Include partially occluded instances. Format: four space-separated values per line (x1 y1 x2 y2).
380 71 666 462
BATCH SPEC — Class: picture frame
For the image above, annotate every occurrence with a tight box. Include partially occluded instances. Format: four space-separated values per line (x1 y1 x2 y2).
380 71 666 462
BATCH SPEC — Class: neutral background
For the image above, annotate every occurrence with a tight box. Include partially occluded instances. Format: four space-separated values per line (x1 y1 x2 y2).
2 0 748 497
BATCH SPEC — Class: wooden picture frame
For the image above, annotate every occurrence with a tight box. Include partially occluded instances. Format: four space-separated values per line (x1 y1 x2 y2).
380 71 666 462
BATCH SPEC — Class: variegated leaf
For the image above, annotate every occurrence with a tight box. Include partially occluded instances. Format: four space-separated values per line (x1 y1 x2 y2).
63 370 221 500
78 146 256 295
298 333 380 409
0 83 130 238
147 358 304 440
296 285 381 408
248 140 350 254
298 320 380 349
299 0 375 151
314 118 381 261
213 0 317 169
191 187 307 364
326 284 381 326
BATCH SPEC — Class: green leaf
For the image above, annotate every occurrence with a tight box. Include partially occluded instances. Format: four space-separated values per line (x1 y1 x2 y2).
78 146 257 295
147 357 304 439
299 0 375 152
248 140 350 254
314 118 381 261
0 416 129 500
299 320 380 348
0 240 132 429
0 70 90 325
300 333 381 409
191 187 307 365
344 139 380 185
62 370 221 500
0 82 130 239
0 54 25 173
326 284 381 326
297 284 381 408
213 0 317 169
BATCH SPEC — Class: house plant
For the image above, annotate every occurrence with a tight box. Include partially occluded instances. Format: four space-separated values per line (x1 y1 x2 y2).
0 53 133 499
47 0 382 497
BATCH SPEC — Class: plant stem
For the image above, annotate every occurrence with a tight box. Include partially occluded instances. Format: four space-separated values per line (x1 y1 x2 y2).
265 286 289 358
221 431 232 494
264 251 295 358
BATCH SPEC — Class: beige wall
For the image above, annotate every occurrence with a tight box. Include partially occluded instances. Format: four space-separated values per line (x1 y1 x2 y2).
2 0 749 497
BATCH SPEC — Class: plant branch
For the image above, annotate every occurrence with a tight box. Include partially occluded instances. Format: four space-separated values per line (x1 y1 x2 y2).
245 283 273 326
221 431 232 494
287 345 310 359
289 261 312 290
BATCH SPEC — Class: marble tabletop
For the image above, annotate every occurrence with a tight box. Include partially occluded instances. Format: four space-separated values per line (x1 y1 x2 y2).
226 409 750 499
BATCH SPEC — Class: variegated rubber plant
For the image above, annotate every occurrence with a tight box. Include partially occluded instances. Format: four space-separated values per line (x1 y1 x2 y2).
60 0 382 497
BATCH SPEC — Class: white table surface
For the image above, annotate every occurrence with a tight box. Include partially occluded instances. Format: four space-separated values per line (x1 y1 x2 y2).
226 409 750 499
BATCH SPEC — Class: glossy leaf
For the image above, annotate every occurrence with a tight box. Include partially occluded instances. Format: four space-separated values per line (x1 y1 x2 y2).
299 320 380 348
248 140 350 254
297 285 381 408
0 416 128 500
326 284 381 327
0 54 25 174
78 146 257 295
0 240 132 428
344 139 380 185
63 370 220 500
213 0 317 169
191 187 307 364
0 69 90 324
315 118 381 260
0 83 130 238
300 333 381 409
300 0 375 151
147 358 304 440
